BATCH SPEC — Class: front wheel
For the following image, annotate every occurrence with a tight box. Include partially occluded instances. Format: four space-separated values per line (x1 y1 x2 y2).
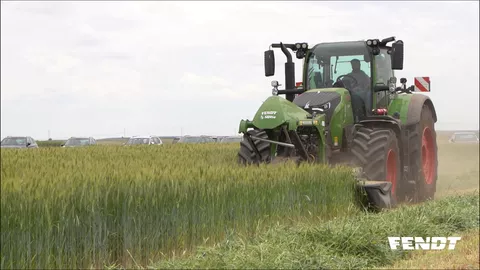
238 129 271 165
351 127 401 203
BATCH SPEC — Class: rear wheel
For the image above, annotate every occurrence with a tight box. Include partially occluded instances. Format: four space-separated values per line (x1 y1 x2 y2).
238 129 271 165
408 105 438 202
351 127 401 202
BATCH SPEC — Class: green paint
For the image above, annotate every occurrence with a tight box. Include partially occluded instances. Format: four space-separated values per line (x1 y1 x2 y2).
252 96 310 130
238 119 253 133
303 88 354 147
388 94 414 125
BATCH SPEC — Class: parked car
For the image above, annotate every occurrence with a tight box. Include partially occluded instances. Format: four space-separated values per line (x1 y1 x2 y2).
1 136 38 148
176 135 215 144
219 136 243 143
448 132 479 143
62 137 97 147
125 135 163 145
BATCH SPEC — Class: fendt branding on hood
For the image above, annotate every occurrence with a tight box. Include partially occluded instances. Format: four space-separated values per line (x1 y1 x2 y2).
260 111 277 119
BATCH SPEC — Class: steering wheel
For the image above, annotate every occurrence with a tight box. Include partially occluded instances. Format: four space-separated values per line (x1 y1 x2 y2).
335 74 359 90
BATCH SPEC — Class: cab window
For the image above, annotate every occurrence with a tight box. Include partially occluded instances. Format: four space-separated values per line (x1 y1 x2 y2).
306 56 324 89
374 49 393 86
330 55 371 83
374 48 394 108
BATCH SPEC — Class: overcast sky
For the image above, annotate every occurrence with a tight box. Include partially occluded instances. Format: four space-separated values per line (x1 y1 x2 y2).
1 1 479 140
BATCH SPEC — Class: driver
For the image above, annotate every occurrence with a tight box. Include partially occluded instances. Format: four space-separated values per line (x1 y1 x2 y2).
345 59 370 90
341 59 370 120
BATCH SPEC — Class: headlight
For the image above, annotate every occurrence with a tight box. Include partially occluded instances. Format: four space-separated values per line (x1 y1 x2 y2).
272 88 278 96
321 102 331 110
389 83 396 92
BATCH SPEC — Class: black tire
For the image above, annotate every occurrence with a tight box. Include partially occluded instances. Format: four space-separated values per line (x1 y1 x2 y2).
408 105 438 202
351 127 401 202
238 129 271 165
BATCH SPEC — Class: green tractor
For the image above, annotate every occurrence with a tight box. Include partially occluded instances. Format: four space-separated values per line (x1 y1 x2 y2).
237 37 438 209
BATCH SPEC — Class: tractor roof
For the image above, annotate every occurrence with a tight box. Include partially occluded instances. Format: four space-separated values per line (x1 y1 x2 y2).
310 40 370 57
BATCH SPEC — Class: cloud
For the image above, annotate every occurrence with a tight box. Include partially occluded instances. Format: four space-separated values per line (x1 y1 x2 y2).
1 1 479 139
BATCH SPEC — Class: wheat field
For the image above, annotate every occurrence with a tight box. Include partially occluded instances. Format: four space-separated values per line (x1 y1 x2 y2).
1 144 358 269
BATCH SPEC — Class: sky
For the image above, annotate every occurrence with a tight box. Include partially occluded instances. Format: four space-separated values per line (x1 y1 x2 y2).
1 1 479 140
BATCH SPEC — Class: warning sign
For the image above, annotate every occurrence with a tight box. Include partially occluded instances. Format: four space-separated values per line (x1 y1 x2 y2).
414 77 431 92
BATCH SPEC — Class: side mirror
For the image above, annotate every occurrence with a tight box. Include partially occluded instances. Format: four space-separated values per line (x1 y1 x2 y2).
26 142 31 147
264 50 275 77
391 40 404 70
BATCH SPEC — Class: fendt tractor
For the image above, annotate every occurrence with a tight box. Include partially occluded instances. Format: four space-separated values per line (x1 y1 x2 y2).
237 37 438 209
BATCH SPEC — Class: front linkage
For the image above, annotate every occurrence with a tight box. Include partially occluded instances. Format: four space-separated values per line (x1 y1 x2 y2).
245 126 311 163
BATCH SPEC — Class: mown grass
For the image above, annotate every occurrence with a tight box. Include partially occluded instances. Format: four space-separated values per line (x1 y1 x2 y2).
153 192 479 269
1 144 359 269
382 227 480 269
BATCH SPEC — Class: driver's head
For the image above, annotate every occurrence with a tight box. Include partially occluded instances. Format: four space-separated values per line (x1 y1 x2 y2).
351 59 361 72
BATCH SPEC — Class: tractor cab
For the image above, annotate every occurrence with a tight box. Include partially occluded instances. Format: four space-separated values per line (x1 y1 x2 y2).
303 40 401 120
266 38 404 123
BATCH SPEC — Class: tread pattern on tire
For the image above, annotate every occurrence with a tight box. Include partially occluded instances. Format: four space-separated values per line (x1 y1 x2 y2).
238 129 271 165
351 127 399 181
409 104 438 201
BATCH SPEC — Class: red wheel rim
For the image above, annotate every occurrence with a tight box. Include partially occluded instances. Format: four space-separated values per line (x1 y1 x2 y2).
386 149 397 196
422 127 435 185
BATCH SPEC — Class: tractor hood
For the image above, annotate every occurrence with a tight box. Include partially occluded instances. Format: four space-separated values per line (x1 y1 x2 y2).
252 96 311 129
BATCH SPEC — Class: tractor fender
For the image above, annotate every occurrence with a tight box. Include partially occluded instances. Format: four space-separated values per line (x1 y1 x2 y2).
406 94 437 126
357 117 402 140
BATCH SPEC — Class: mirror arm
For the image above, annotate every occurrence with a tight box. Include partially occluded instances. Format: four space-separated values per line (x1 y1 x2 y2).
280 43 293 63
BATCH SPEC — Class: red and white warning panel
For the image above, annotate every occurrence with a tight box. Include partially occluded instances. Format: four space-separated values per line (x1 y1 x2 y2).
414 77 431 92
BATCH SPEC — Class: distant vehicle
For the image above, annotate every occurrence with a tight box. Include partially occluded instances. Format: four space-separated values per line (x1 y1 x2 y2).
62 137 97 147
448 132 479 143
176 135 215 144
172 137 181 144
1 136 38 149
125 136 163 145
211 136 230 142
219 136 243 143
